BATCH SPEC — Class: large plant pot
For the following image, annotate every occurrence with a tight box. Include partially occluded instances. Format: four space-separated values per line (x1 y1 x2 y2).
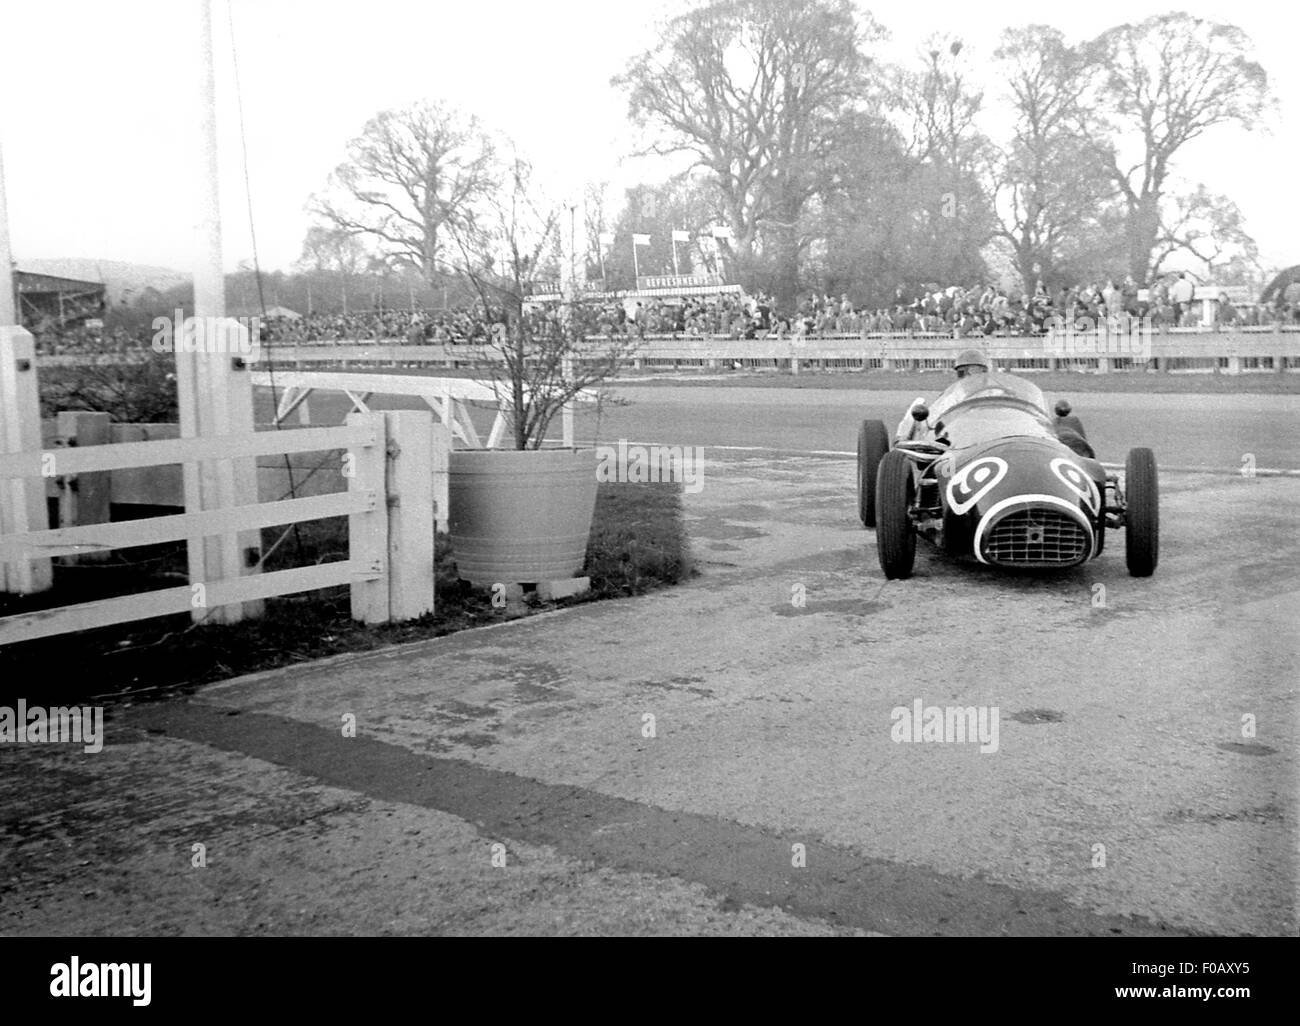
448 447 598 586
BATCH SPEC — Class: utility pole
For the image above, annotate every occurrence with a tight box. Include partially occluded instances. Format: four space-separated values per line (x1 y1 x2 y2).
0 140 55 595
0 144 15 326
174 0 261 623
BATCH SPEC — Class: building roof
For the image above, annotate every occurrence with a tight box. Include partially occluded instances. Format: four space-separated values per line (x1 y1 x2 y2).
15 270 107 296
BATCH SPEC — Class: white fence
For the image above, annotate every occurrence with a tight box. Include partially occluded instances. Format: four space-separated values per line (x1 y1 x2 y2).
1 324 447 646
251 369 596 450
0 410 444 645
230 326 1300 375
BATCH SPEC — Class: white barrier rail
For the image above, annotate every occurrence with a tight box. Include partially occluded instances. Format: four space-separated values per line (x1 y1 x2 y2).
0 409 443 646
214 327 1300 374
249 370 599 451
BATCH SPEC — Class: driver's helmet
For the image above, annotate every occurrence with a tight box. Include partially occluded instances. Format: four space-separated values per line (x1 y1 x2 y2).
954 348 989 378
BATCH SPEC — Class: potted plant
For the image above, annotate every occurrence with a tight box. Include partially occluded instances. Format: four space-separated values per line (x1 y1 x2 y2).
447 156 637 587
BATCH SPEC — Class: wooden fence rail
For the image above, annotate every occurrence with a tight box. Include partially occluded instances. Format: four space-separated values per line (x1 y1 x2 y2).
0 409 442 646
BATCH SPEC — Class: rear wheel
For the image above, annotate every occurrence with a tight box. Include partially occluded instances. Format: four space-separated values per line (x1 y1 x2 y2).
857 420 891 528
875 449 916 579
1125 447 1158 577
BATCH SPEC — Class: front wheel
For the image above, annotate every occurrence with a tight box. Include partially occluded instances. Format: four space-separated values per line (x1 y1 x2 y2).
1125 447 1158 577
857 420 891 527
875 449 916 579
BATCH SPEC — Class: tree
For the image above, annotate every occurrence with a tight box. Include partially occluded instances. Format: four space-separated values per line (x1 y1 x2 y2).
1078 13 1271 282
989 26 1116 293
885 35 994 287
614 0 880 308
813 110 927 304
1150 186 1259 280
298 226 367 277
446 157 636 450
310 101 500 284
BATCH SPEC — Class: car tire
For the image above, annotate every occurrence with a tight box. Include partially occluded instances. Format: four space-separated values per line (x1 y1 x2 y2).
876 448 916 579
1125 447 1158 577
857 420 890 528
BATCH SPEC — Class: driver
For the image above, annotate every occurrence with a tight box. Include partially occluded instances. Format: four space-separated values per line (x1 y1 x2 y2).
953 348 989 379
895 348 991 443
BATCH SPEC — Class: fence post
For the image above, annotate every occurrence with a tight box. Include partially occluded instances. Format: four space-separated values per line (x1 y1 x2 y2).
175 320 263 624
381 410 434 621
0 326 53 594
561 356 575 447
55 411 111 563
432 420 451 535
347 411 389 624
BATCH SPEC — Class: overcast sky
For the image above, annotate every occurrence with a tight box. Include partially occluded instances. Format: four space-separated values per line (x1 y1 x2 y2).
0 0 1295 275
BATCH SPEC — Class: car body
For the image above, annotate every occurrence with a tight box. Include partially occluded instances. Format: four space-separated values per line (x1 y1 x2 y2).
856 372 1158 579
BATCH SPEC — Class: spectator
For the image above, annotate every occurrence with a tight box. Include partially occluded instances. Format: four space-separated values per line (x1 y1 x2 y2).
1171 273 1195 323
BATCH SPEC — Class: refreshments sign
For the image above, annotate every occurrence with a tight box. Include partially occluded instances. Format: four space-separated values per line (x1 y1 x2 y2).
636 274 723 290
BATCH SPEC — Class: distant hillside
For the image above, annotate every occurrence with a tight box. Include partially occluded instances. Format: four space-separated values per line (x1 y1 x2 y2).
18 258 189 305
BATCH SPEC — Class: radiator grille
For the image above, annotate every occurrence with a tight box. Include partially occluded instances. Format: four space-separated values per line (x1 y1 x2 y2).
984 508 1089 566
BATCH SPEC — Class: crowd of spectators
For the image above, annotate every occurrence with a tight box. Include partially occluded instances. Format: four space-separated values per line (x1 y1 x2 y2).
759 276 1298 340
26 272 1299 355
251 276 1295 343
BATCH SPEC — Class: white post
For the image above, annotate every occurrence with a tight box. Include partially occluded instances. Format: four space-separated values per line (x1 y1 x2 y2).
0 139 54 595
178 0 262 624
431 420 450 534
0 327 53 594
561 355 575 447
0 142 15 326
382 410 435 620
347 411 389 624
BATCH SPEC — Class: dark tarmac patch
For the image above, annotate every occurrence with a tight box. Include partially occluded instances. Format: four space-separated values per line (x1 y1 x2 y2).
1166 802 1284 825
765 548 872 575
1009 709 1066 724
127 702 1199 937
447 732 497 750
773 599 888 617
688 517 767 541
1232 561 1300 592
706 542 742 552
441 700 498 721
708 504 770 521
1215 741 1278 756
630 676 714 698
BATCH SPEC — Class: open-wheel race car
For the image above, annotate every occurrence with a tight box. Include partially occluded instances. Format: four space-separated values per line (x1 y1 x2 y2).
856 371 1158 579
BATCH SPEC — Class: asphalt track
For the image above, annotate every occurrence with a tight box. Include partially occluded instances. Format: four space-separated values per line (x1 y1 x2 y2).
584 384 1300 474
300 381 1299 474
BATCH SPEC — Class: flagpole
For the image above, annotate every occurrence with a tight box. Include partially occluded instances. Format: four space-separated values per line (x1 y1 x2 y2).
672 237 679 276
632 238 640 281
0 142 15 326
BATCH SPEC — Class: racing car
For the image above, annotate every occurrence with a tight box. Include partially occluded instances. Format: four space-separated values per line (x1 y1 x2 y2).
855 371 1158 579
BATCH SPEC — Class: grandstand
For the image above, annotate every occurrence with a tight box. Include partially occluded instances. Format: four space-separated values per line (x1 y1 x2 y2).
12 269 107 330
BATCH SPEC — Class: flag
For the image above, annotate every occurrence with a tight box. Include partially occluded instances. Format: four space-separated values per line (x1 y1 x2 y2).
632 233 651 246
671 230 689 243
711 225 733 241
598 232 614 247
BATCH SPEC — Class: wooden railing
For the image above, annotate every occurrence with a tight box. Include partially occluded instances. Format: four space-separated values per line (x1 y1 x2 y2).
0 409 444 646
